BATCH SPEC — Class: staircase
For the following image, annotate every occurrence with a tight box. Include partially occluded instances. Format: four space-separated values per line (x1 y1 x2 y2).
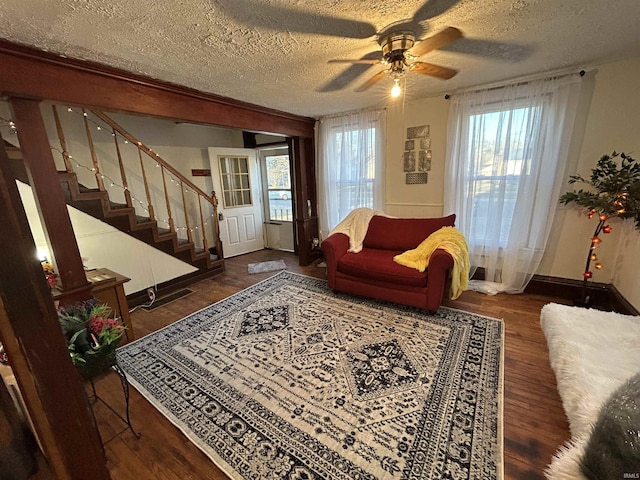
7 106 224 275
58 171 219 271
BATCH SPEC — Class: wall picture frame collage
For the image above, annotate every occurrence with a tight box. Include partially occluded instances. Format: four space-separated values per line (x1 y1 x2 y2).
403 125 431 184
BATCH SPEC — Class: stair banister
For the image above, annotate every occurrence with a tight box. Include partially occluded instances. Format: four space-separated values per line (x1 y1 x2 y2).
180 179 193 243
90 110 213 202
212 190 223 258
51 104 74 173
82 108 105 191
87 109 222 259
137 148 155 221
198 196 209 254
160 164 175 232
113 129 133 208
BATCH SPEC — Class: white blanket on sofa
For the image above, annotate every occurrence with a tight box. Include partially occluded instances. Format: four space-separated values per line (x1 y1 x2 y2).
329 208 388 253
540 303 640 479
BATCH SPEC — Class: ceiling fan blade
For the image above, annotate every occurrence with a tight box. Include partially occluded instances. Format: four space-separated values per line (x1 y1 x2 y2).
413 0 463 22
223 0 376 39
410 62 458 80
409 27 463 58
355 70 390 92
328 59 381 64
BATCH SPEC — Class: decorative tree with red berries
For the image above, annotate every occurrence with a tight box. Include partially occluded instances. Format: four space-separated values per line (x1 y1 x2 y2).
560 151 640 305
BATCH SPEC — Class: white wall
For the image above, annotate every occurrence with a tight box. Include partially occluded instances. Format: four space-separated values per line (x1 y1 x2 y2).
381 57 640 310
17 181 197 295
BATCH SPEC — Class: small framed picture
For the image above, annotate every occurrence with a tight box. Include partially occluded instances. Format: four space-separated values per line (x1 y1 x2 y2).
405 140 415 151
403 151 416 172
407 125 430 139
418 151 432 172
420 138 431 149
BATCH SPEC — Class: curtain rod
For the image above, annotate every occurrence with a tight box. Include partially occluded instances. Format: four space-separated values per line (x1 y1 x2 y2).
318 105 386 121
444 67 594 99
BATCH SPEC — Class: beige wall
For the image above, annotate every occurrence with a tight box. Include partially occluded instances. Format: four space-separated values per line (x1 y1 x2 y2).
384 95 450 218
569 58 640 309
382 57 640 310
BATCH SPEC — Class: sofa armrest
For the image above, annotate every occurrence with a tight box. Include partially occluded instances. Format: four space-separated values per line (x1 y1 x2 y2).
426 248 455 311
321 233 349 289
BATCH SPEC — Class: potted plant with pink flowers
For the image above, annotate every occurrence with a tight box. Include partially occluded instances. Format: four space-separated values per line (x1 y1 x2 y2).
57 298 125 379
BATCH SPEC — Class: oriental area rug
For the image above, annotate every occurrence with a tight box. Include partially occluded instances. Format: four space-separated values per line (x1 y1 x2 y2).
117 272 504 480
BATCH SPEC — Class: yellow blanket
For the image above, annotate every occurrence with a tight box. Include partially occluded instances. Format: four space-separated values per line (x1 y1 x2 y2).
393 226 470 300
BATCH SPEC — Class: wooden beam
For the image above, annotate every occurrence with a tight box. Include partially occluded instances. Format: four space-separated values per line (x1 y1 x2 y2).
291 136 320 266
10 97 92 299
0 40 315 138
0 141 109 479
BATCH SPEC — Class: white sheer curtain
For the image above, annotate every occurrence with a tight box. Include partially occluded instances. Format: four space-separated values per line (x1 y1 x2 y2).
444 75 583 293
317 108 386 237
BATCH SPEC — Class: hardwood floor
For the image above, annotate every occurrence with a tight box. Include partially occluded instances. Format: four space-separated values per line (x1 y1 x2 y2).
33 250 572 479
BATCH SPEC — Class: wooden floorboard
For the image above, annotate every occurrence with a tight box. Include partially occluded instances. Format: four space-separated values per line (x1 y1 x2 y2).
31 249 572 479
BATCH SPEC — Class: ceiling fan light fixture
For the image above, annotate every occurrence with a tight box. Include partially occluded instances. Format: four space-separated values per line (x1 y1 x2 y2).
390 78 402 98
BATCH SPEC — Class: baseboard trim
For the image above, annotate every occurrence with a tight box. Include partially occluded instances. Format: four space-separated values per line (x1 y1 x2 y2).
127 262 224 307
609 284 640 316
127 264 639 315
471 268 638 316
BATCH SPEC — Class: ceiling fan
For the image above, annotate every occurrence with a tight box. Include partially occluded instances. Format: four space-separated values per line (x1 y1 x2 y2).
223 0 529 94
328 26 463 95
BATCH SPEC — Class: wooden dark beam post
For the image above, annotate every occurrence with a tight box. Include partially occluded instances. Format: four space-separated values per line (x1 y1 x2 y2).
9 97 92 300
291 136 320 265
0 41 315 138
0 141 110 479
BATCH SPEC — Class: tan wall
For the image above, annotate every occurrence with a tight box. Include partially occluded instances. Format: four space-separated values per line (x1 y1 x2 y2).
569 58 640 309
384 95 450 218
382 57 640 310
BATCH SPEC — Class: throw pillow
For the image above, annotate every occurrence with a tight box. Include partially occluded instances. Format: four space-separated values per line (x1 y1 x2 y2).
580 371 640 479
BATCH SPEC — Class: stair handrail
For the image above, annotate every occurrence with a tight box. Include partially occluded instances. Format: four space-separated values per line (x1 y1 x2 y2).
88 109 220 257
89 110 214 204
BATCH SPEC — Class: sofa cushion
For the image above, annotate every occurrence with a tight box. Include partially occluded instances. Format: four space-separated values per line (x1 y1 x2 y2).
337 248 428 288
363 214 456 251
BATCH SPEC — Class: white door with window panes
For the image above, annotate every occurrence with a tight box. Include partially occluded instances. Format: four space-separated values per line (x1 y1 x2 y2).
208 147 264 257
259 147 294 251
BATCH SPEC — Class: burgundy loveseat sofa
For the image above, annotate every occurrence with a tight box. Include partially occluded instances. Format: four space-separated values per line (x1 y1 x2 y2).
321 215 456 312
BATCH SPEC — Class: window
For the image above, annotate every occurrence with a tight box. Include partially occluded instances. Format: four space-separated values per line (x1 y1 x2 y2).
444 75 583 292
465 105 541 247
265 154 292 221
219 155 252 208
333 126 377 211
318 109 386 236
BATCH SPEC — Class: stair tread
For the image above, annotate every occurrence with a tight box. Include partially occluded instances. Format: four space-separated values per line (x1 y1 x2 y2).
79 184 100 193
109 201 129 209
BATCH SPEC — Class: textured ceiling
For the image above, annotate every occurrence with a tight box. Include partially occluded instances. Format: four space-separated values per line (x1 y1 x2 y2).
1 0 640 118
